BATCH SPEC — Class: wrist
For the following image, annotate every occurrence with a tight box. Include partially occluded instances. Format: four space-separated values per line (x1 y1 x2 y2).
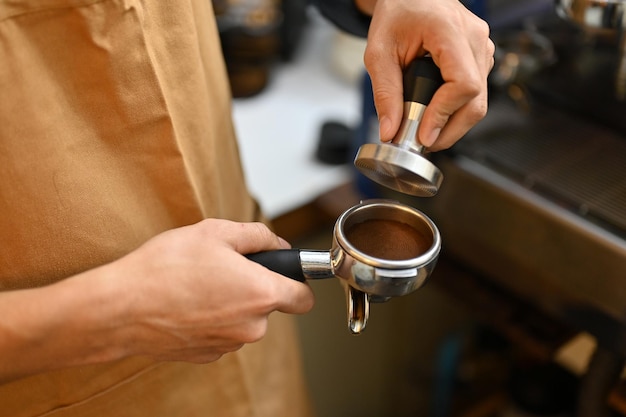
65 262 137 363
33 262 137 367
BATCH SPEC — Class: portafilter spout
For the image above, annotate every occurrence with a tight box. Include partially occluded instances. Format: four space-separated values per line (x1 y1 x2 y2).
354 56 444 196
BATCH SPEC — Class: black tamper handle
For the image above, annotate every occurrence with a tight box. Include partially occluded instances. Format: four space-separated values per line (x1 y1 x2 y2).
404 56 444 105
246 249 306 282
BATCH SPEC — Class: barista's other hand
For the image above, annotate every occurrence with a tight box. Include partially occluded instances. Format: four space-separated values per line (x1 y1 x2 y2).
113 219 314 363
357 0 495 151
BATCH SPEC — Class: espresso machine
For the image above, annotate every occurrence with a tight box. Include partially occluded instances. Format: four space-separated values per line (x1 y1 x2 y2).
406 1 626 416
556 0 626 100
492 0 626 133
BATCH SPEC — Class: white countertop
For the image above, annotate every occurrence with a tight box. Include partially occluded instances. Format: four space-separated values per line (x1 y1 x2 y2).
233 10 366 219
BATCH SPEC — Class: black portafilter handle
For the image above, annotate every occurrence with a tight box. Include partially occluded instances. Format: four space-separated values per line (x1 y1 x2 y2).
245 249 306 282
404 56 444 106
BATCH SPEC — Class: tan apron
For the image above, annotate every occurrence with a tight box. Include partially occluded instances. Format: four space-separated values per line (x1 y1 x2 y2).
0 0 314 415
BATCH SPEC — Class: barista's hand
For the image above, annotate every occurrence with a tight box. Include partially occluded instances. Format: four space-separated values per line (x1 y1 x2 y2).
0 219 314 383
356 0 495 151
113 219 314 363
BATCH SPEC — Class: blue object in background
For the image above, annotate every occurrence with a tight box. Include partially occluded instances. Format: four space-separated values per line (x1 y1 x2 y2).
430 332 465 417
351 71 381 199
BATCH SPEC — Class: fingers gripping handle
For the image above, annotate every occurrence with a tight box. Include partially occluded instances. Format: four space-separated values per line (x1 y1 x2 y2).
404 56 444 105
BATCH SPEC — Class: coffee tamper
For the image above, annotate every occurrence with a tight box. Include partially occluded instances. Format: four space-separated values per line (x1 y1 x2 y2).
354 56 444 196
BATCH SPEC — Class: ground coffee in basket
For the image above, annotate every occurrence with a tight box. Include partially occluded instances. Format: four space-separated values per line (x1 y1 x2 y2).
344 219 431 260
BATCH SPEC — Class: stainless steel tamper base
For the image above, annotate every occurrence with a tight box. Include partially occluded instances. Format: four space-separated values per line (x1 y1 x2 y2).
354 99 444 197
354 142 443 197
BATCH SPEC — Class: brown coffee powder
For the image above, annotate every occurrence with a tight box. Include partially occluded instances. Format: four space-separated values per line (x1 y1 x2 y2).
344 219 430 260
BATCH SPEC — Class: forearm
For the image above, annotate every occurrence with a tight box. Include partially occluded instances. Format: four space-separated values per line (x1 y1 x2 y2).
0 264 132 384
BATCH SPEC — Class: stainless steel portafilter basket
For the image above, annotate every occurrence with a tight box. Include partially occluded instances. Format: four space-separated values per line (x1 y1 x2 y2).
246 199 441 334
354 56 444 196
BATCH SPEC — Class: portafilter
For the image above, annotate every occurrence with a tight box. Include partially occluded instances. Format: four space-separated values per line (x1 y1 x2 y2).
246 199 441 334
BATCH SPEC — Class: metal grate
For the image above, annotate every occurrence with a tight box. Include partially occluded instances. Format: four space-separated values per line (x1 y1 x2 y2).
458 101 626 236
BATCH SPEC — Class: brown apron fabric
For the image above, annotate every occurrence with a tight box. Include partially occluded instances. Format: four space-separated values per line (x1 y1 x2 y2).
0 0 314 415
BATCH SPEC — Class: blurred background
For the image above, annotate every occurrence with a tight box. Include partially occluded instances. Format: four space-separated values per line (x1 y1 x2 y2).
217 1 626 416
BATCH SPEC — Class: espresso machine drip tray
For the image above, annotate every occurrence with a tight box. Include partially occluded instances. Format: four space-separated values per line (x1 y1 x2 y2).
455 97 626 238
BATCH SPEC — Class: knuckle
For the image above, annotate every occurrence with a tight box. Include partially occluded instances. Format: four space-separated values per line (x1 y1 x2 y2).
467 98 489 124
457 79 482 102
187 352 224 364
202 353 224 363
301 291 316 313
249 221 272 241
363 48 379 69
219 343 245 354
487 37 496 58
197 217 227 237
236 221 273 249
476 17 491 39
240 320 268 344
363 43 389 72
